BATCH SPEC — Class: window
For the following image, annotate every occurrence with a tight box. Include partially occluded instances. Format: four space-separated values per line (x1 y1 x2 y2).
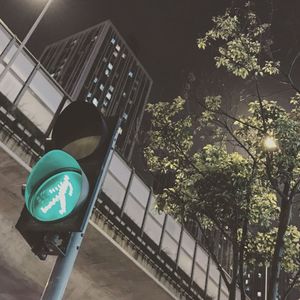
0 26 11 55
103 99 108 107
17 123 24 130
0 70 23 102
29 70 63 113
109 85 114 92
108 63 113 70
113 51 118 57
3 45 35 81
121 53 126 59
92 98 98 106
257 292 262 297
116 44 121 52
99 84 105 91
93 77 98 83
128 71 133 78
111 38 116 45
87 92 92 98
106 92 112 100
24 129 32 137
17 89 53 133
105 69 110 77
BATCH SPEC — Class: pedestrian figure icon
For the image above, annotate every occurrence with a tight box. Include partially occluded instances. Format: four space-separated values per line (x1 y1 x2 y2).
41 175 73 215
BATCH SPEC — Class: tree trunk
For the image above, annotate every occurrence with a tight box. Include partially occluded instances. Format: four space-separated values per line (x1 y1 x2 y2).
268 198 292 300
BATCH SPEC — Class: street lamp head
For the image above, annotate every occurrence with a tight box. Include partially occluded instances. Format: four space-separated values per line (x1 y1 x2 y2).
263 135 278 152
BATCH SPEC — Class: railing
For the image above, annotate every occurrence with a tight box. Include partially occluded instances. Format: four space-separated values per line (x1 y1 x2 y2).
98 151 240 300
0 19 71 165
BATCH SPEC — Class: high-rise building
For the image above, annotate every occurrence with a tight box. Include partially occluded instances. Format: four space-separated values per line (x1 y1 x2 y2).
40 20 153 161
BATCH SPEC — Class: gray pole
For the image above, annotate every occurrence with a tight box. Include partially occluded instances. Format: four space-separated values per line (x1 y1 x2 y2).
264 265 268 300
0 0 53 82
41 117 124 300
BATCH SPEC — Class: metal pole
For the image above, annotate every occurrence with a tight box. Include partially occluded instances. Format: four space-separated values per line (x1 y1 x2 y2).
0 0 53 82
41 117 124 300
265 265 268 300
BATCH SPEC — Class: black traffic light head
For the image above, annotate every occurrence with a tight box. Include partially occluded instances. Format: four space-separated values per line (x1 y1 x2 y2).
16 101 114 259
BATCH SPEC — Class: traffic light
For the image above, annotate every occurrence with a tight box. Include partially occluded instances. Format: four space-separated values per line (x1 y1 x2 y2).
16 101 114 260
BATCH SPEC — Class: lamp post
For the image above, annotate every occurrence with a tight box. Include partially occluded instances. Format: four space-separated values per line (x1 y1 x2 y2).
0 0 53 82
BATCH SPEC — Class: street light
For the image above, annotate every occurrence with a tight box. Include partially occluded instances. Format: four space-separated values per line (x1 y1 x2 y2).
0 0 53 82
263 135 278 152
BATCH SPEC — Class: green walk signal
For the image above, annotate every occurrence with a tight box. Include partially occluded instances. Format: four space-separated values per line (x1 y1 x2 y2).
25 150 88 222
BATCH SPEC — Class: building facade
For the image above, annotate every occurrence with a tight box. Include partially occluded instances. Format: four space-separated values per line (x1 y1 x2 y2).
40 20 153 161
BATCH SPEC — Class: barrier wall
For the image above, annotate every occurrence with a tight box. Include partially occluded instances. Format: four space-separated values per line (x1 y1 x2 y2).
0 21 68 135
101 152 245 299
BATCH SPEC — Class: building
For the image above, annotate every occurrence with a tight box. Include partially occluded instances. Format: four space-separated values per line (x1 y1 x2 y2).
40 20 153 161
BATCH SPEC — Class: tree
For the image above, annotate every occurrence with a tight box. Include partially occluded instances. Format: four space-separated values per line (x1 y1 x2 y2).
144 2 300 299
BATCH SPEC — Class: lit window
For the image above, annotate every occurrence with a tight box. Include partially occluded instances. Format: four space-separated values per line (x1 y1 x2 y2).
122 92 127 97
93 77 98 83
116 44 121 51
0 106 7 114
105 69 110 77
111 38 116 44
24 129 32 137
92 98 98 106
108 63 113 70
87 92 92 98
106 92 112 100
245 279 249 285
17 123 24 130
99 84 105 91
109 85 114 92
121 53 126 59
258 273 262 278
113 51 118 57
103 99 108 107
128 71 133 78
257 291 262 297
6 114 15 121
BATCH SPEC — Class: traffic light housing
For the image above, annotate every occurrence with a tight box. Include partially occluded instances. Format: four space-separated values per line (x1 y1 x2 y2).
16 102 114 260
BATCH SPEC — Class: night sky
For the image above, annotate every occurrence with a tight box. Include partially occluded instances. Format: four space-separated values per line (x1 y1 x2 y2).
1 0 300 102
0 0 231 101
